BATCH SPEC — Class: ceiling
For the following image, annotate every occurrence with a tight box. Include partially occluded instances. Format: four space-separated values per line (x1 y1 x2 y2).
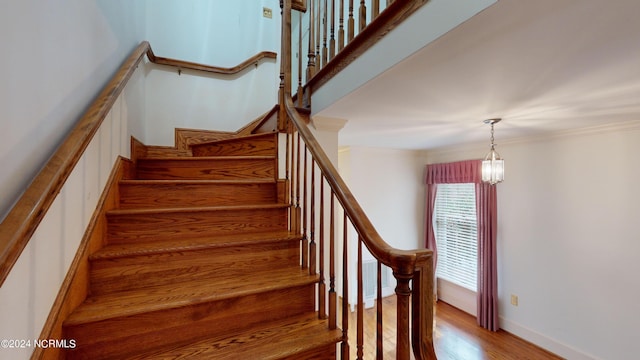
316 0 640 150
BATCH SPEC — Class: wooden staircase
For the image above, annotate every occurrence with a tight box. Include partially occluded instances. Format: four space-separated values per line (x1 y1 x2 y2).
63 131 341 359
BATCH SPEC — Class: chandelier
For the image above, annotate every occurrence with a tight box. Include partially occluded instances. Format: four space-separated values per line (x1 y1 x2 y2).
482 118 504 184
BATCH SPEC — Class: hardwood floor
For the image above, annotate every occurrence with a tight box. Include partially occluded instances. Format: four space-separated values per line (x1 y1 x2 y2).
433 301 562 360
343 297 562 359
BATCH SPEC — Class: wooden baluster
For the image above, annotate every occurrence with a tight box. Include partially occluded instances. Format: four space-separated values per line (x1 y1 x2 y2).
341 212 350 359
318 175 326 319
322 0 328 68
287 129 296 232
372 0 380 20
376 261 383 360
279 0 292 131
307 0 316 79
330 0 336 61
339 0 345 51
329 192 337 329
292 132 297 231
348 0 355 42
278 0 285 130
315 0 321 73
357 235 364 360
309 159 316 276
286 118 291 213
302 144 309 269
295 133 301 235
359 0 366 32
395 271 412 360
297 11 303 106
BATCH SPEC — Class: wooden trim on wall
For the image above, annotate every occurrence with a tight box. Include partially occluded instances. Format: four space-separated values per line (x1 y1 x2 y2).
146 48 277 75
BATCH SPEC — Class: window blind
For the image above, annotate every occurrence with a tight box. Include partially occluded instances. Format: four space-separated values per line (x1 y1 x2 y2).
433 183 478 291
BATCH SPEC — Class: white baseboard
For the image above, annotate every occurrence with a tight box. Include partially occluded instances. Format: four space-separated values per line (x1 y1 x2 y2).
499 316 598 360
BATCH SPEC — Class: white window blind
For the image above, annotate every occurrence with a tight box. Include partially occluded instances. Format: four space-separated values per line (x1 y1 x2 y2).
433 183 478 291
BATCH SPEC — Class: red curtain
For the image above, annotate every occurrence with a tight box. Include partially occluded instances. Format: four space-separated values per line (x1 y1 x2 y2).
425 160 499 331
476 183 499 331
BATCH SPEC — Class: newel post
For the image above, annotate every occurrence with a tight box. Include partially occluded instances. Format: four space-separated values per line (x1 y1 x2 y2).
412 251 437 360
393 249 437 360
394 270 413 360
279 0 292 132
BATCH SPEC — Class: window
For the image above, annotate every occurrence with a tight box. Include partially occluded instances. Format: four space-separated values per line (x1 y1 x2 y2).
433 183 477 291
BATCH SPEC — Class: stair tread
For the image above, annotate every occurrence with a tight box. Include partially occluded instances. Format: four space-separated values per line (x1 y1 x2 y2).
190 131 276 146
138 155 275 160
65 267 317 326
119 178 276 185
107 203 289 216
91 230 302 260
190 132 277 157
129 313 342 360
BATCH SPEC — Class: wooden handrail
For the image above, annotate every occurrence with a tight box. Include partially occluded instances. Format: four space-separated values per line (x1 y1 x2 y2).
0 41 277 286
146 48 277 75
284 94 418 278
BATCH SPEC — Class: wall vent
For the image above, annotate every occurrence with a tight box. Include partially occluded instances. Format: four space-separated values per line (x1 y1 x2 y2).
363 260 390 298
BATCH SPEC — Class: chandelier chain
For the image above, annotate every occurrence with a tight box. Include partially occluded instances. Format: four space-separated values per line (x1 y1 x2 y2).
490 123 495 148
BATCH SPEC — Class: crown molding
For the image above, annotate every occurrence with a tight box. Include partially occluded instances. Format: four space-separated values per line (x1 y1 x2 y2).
429 120 640 157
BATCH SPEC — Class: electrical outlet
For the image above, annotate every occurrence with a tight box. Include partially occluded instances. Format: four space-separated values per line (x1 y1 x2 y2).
510 294 519 306
263 7 272 19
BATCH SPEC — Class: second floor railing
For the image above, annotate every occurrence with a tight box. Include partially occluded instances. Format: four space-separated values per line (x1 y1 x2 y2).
291 0 429 105
279 0 436 358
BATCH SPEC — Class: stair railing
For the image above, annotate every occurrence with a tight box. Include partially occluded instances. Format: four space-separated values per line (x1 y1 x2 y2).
280 1 436 358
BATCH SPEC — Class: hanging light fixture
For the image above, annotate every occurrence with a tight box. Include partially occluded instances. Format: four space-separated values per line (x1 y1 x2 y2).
482 118 504 184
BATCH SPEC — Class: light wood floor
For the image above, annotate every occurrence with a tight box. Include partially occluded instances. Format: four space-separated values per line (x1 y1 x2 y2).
341 297 562 359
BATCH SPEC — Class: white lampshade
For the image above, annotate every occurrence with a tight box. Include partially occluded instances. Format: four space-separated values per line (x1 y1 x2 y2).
482 149 504 184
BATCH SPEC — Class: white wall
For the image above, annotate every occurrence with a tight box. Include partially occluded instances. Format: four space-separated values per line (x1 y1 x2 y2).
143 0 281 146
426 123 640 360
145 0 280 68
338 146 427 306
0 0 146 221
343 147 426 251
142 61 279 145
